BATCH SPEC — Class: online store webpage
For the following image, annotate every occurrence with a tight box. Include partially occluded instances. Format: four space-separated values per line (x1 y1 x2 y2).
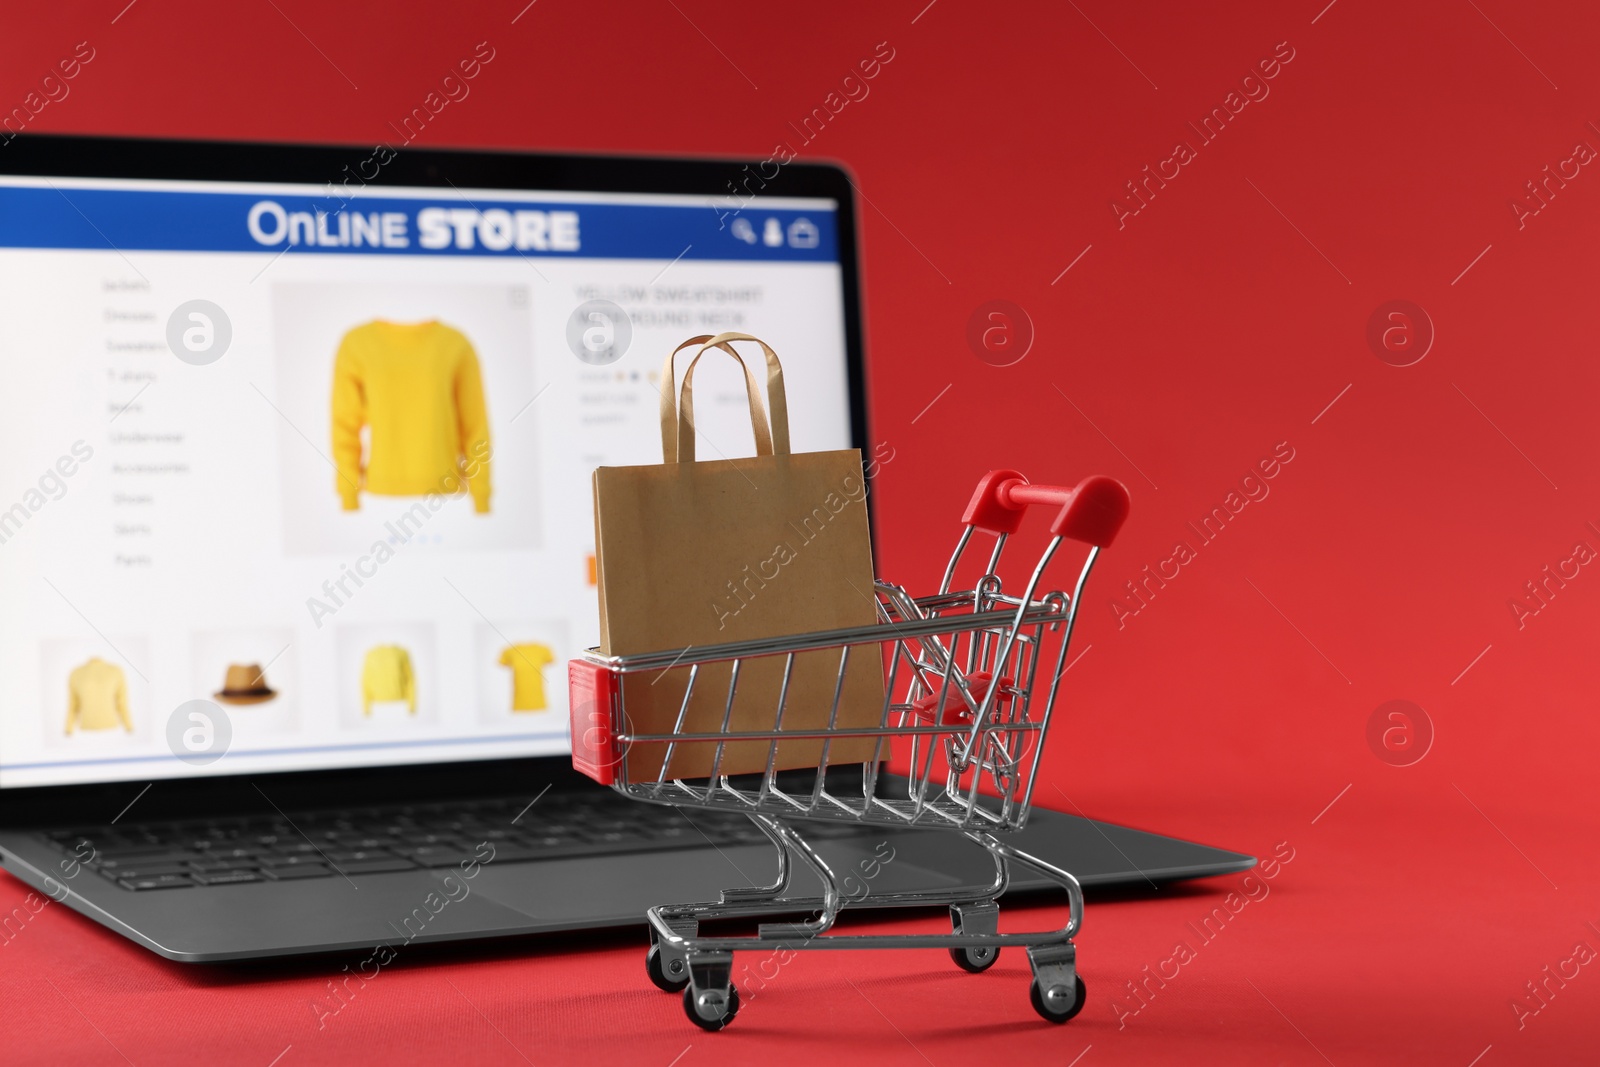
0 175 851 788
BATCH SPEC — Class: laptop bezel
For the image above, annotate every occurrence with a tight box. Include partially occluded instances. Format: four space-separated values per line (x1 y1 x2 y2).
0 132 871 828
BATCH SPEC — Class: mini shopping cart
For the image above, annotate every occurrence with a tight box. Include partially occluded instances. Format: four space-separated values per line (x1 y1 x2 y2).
567 469 1130 1030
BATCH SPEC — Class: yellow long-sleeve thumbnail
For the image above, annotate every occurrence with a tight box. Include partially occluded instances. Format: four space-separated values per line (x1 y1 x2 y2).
331 320 492 513
66 657 132 734
361 645 416 715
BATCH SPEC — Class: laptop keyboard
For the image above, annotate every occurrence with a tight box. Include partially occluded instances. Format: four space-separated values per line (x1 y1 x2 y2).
41 792 865 892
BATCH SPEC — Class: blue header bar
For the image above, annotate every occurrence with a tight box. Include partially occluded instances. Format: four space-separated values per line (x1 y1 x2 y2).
0 183 838 262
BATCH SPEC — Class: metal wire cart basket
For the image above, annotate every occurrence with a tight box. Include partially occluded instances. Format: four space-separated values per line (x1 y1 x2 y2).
568 469 1131 1030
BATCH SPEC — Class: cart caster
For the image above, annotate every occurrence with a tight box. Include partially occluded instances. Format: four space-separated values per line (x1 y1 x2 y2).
949 902 1002 973
949 945 1001 973
646 944 690 992
1029 976 1087 1023
683 984 740 1031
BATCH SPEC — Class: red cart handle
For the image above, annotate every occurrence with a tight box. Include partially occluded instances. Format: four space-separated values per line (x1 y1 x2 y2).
961 470 1131 546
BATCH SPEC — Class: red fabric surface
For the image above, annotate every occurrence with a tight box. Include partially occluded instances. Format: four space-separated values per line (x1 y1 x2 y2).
5 0 1600 1061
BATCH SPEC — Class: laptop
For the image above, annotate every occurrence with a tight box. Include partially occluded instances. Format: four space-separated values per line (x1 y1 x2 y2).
0 133 1253 962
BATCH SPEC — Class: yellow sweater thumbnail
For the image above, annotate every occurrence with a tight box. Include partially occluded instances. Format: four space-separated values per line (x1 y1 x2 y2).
66 657 132 734
331 320 492 513
361 645 416 715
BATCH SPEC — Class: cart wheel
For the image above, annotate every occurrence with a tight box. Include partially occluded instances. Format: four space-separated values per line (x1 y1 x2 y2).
683 984 741 1031
646 944 690 993
949 945 1001 973
1030 976 1087 1024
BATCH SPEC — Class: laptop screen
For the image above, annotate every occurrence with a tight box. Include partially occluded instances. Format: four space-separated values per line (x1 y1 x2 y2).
0 171 853 788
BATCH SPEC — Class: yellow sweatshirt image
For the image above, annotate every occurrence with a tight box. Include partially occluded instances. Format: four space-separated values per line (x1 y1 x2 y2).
331 319 493 513
66 656 133 734
361 645 416 715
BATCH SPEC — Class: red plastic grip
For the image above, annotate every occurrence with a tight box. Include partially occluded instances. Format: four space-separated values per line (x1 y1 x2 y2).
568 658 620 785
910 671 1012 726
961 470 1131 546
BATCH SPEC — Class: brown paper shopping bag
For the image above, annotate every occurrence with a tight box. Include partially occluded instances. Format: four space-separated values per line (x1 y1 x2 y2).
593 333 885 780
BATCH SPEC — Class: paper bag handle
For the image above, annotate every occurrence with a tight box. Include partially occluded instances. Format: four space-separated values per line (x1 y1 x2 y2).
659 333 791 463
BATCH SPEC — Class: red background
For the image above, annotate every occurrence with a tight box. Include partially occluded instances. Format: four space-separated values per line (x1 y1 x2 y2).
4 0 1598 1063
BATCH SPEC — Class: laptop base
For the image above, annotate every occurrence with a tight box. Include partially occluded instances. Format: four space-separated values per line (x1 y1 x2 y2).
0 802 1253 963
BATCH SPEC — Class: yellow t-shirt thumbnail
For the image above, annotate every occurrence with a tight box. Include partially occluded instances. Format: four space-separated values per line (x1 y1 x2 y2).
498 643 555 712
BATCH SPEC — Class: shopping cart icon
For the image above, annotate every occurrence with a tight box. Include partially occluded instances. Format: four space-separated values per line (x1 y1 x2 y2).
569 469 1130 1029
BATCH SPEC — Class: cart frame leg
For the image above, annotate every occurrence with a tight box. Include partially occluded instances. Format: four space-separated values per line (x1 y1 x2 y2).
754 818 844 939
718 814 794 903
